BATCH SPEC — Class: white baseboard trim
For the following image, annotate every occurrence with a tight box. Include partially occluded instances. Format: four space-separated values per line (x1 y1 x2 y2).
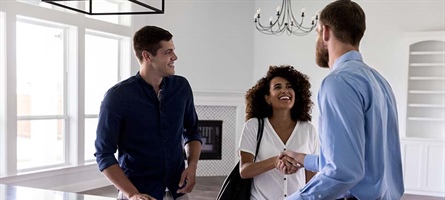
405 189 445 197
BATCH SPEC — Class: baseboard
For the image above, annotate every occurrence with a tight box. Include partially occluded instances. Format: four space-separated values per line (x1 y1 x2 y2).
405 189 445 197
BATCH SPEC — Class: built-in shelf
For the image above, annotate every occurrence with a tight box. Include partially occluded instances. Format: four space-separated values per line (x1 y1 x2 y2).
410 51 445 55
409 77 445 80
407 117 445 122
408 90 445 94
408 104 445 108
403 32 445 197
409 63 445 67
406 38 445 137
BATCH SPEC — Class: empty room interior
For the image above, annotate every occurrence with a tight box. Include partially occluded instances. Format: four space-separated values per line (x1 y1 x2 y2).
0 0 444 199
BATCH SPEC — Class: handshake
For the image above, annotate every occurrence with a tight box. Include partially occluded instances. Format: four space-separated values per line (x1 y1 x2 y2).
275 151 307 175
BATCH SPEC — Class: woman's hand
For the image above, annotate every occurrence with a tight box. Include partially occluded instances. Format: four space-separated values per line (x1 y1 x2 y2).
276 151 304 174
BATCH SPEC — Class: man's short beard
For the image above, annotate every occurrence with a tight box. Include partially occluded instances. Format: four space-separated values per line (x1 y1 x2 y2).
316 38 329 68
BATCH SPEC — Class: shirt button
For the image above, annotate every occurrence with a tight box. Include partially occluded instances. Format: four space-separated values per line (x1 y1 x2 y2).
284 178 286 180
284 194 287 197
284 148 286 151
318 195 322 198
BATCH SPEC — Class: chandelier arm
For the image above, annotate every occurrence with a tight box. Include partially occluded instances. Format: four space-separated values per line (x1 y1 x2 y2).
286 0 294 34
276 0 286 29
253 0 317 36
257 21 274 32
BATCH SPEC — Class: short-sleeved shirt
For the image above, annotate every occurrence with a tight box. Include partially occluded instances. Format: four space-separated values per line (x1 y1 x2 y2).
238 118 319 200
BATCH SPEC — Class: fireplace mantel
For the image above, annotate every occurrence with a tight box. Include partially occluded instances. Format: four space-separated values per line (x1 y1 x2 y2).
193 90 245 106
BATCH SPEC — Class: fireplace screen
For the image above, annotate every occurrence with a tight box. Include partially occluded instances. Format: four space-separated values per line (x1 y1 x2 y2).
198 120 222 160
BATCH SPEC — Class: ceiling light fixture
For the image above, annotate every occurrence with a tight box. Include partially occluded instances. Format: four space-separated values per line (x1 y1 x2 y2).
254 0 318 36
42 0 165 15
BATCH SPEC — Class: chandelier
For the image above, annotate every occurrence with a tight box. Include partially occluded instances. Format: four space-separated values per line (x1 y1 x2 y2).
42 0 164 15
254 0 318 36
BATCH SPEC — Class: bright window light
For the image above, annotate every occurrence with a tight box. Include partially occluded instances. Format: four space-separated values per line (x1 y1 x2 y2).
16 20 66 170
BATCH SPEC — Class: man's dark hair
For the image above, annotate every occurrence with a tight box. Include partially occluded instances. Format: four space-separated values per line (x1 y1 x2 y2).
133 26 173 62
319 0 366 46
245 65 313 122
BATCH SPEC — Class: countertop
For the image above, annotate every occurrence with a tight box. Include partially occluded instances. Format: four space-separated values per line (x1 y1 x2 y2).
0 184 115 200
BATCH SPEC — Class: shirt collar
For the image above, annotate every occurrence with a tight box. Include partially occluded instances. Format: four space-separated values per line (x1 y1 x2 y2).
332 50 363 71
135 71 167 89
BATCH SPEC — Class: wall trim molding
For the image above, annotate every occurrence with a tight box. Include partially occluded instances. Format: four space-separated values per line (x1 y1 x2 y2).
193 90 245 106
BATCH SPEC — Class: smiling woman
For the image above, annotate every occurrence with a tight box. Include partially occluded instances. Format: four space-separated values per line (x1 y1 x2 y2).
238 65 318 200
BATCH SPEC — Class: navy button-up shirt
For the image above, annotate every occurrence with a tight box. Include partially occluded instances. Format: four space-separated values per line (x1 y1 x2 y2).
94 72 202 199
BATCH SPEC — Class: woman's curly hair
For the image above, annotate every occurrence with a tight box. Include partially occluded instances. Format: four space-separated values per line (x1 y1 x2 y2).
245 65 313 122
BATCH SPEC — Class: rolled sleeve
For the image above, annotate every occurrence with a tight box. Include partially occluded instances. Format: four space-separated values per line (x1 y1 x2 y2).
182 80 202 145
183 133 202 145
94 89 122 171
97 156 119 172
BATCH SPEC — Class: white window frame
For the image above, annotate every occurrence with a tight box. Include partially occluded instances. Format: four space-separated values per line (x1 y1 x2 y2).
0 0 132 178
0 11 7 177
15 16 70 173
84 29 130 162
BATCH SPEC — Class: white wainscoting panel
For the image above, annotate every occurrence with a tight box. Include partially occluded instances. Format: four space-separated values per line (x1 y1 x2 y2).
403 143 423 190
425 145 445 192
402 139 445 197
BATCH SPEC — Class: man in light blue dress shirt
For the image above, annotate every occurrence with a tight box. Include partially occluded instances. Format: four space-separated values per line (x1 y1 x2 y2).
278 0 405 199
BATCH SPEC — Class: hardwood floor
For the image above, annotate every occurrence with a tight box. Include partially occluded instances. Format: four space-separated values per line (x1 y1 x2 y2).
80 176 444 200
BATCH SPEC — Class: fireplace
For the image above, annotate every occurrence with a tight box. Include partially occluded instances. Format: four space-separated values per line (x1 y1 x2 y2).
192 104 239 176
198 120 222 160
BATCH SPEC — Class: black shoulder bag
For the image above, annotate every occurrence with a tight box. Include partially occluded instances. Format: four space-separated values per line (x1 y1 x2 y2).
216 118 264 200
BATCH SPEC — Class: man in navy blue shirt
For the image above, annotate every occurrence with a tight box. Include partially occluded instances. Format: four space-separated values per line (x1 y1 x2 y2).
95 26 202 200
278 0 404 199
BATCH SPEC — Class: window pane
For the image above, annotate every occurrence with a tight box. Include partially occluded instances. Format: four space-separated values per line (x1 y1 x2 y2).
84 118 98 161
17 119 64 169
85 34 119 115
16 21 64 116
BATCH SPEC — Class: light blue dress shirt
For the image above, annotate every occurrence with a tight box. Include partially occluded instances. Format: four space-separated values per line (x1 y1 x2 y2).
288 51 404 200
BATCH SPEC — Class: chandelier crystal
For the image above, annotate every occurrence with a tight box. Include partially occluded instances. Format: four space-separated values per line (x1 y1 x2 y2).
254 0 318 36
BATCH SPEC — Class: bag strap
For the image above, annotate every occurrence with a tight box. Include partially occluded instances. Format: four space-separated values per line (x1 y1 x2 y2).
253 118 264 162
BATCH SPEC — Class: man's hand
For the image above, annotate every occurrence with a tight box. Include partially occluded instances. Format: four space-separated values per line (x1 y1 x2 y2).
128 193 156 200
177 165 197 194
276 151 306 174
276 157 301 174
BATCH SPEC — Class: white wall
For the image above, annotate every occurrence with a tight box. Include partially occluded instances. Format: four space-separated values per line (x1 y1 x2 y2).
1 0 256 193
253 0 445 133
131 0 255 92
